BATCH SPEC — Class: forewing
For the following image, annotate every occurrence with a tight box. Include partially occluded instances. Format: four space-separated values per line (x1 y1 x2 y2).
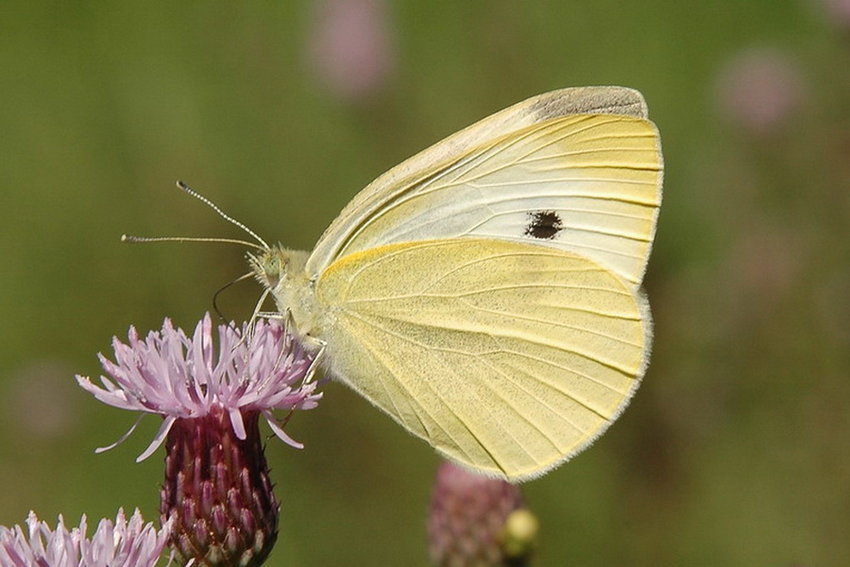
307 87 662 287
315 238 649 481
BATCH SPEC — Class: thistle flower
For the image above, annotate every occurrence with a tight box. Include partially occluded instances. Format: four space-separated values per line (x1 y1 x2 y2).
307 0 395 101
715 47 805 135
428 461 538 567
0 509 169 567
76 314 322 567
820 0 850 31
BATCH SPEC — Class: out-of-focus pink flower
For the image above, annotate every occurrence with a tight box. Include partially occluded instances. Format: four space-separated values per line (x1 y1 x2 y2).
6 360 79 440
715 47 806 135
821 0 850 30
0 509 169 567
307 0 395 101
428 461 538 567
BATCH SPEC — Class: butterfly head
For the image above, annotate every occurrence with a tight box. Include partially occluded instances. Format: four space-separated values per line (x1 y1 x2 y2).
249 246 315 333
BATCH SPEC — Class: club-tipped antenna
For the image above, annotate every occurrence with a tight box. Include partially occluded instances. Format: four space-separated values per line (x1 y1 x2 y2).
120 234 266 250
176 180 270 250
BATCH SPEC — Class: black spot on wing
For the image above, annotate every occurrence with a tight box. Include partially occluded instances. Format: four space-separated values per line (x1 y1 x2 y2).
524 210 563 240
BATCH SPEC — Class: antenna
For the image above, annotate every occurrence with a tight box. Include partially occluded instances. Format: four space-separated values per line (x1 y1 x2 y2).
175 181 270 250
121 182 277 326
120 234 266 249
121 181 272 251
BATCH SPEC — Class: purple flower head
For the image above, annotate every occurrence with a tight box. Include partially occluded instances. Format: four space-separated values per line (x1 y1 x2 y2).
428 461 538 567
715 47 806 135
76 314 322 461
0 509 169 567
307 0 395 101
77 314 324 566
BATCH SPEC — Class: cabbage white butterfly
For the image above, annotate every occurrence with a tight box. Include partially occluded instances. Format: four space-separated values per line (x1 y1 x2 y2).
133 87 661 482
246 87 663 482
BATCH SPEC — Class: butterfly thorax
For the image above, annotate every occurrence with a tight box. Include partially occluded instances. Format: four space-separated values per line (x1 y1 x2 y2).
250 246 317 337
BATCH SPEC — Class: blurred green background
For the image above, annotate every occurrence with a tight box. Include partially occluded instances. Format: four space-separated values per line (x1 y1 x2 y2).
2 1 849 565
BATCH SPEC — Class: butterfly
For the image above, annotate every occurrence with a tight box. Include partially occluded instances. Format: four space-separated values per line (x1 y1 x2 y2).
249 86 663 482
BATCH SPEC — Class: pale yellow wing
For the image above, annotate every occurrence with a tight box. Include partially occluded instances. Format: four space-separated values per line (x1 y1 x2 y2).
313 238 649 482
307 87 662 288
